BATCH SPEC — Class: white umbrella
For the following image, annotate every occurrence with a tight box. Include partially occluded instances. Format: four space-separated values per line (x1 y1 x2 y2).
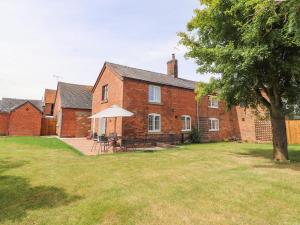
89 105 134 135
89 105 133 119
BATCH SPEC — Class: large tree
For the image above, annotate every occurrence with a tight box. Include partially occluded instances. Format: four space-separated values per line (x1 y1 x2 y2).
179 0 300 161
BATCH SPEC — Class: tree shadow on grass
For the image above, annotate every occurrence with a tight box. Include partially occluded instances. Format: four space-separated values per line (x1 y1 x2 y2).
234 146 300 171
0 159 81 222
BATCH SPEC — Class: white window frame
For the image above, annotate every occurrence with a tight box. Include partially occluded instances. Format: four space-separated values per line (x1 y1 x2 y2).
148 113 161 132
181 115 192 131
102 85 108 101
209 118 219 131
208 95 219 108
148 85 161 103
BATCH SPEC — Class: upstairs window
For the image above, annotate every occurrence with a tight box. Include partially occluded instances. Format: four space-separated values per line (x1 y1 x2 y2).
209 118 219 131
209 96 219 108
102 85 108 101
181 115 191 131
149 85 161 103
148 113 161 132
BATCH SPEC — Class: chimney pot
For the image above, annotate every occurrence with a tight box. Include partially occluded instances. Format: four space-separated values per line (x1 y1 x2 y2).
167 54 178 78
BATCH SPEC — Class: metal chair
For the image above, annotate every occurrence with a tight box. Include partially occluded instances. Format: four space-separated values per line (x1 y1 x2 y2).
98 135 109 154
90 133 98 152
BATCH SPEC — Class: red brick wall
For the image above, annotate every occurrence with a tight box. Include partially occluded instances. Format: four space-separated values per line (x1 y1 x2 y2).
0 113 9 135
122 78 197 138
8 102 42 136
60 108 91 137
197 96 240 141
44 103 54 116
91 65 124 135
234 106 258 142
53 89 63 136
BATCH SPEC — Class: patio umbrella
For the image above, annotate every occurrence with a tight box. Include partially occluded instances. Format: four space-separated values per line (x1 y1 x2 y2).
89 105 134 135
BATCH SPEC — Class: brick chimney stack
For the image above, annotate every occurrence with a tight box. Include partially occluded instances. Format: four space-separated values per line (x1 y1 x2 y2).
167 54 178 78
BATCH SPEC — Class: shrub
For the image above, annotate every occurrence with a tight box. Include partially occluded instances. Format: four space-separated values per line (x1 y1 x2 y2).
190 127 201 143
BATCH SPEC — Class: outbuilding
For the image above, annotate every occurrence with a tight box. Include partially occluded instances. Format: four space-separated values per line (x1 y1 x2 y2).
0 98 43 136
53 82 92 137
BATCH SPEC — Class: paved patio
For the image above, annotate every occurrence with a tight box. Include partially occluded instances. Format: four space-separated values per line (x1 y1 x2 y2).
60 138 113 156
60 137 169 156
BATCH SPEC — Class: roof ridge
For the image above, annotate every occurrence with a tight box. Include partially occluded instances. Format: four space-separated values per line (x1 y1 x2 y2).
106 62 167 76
2 97 42 102
58 81 93 87
106 61 196 83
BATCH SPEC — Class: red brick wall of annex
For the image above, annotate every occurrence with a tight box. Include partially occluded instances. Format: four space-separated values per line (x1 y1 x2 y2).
0 113 9 135
91 65 124 135
60 108 91 138
234 106 257 142
122 78 197 137
8 102 42 136
197 96 241 142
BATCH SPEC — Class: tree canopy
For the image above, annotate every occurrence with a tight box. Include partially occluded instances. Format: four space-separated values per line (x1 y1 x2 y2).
179 0 300 161
180 0 300 114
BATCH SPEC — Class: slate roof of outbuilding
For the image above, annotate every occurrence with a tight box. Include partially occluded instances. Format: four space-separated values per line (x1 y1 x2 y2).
0 98 43 113
58 82 93 110
106 62 196 90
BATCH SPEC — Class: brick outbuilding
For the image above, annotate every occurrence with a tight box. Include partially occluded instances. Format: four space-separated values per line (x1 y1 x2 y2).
43 89 56 116
53 82 92 138
0 98 43 136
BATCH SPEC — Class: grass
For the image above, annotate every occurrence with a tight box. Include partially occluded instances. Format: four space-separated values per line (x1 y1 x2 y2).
0 137 300 225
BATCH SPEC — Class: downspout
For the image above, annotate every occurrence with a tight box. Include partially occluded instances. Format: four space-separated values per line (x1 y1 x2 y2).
196 100 200 132
7 112 11 136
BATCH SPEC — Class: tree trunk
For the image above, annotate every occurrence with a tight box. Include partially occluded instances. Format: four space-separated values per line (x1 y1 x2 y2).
270 115 289 161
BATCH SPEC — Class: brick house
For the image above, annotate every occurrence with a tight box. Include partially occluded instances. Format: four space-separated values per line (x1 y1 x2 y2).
53 82 92 138
0 98 43 136
43 89 56 116
91 55 240 142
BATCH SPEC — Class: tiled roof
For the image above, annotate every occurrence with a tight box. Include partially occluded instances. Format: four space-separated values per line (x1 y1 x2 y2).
0 98 43 113
58 82 93 110
44 89 57 104
106 62 196 90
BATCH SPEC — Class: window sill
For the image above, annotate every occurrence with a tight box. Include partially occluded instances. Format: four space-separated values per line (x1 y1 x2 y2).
148 131 162 134
181 130 191 133
209 129 219 132
208 106 219 109
101 100 108 104
148 102 163 105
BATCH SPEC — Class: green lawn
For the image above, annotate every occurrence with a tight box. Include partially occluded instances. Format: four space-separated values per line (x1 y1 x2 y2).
0 137 300 225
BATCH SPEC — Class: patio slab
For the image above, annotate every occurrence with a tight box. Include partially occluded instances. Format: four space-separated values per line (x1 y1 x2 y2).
60 138 113 156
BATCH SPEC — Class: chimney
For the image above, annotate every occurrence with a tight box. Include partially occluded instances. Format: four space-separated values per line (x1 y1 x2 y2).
167 54 178 78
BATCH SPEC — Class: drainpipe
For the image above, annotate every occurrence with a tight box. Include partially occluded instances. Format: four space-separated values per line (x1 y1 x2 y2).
92 118 95 135
196 100 200 132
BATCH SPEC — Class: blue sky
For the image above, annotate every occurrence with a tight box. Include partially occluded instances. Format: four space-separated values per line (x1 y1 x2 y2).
0 0 208 99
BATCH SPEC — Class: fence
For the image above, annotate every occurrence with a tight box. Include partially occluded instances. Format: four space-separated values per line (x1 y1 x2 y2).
41 117 57 136
255 120 272 142
286 120 300 144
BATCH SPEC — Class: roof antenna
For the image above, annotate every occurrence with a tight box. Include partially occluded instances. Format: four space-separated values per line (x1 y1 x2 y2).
53 75 63 82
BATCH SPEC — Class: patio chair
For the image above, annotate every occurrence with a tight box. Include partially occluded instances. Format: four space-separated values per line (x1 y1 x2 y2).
90 133 98 152
98 135 109 155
